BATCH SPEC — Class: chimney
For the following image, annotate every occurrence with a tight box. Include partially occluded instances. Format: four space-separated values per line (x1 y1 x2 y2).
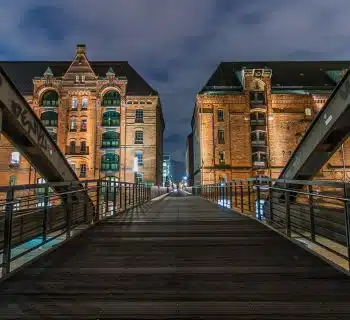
76 44 86 55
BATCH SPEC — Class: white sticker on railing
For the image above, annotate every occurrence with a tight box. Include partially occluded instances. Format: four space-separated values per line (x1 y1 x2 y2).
325 115 333 126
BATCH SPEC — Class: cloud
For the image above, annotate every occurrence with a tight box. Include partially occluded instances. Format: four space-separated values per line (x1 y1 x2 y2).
1 0 350 163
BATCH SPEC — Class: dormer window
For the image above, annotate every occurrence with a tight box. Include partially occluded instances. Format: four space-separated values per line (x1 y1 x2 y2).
75 75 79 83
81 75 85 83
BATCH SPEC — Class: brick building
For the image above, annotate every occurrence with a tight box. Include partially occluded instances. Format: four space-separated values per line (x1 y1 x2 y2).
0 44 164 187
185 133 194 186
190 61 350 185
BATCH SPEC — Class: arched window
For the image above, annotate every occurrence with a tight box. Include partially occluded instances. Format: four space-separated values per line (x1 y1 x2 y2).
70 117 77 131
80 140 87 152
101 153 119 171
41 111 58 127
102 90 120 107
102 111 120 126
82 97 88 110
41 90 58 107
101 131 120 148
71 97 78 110
69 141 76 153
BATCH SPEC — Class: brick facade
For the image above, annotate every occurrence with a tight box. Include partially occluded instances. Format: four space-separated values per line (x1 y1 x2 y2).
0 45 164 187
192 64 350 185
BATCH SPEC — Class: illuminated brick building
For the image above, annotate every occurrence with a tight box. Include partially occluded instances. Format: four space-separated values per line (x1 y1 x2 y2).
191 62 350 185
0 44 164 187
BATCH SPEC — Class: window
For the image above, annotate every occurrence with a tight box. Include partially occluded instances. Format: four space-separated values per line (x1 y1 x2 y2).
135 151 143 166
102 90 120 106
69 141 76 154
102 111 120 126
72 97 78 110
219 151 225 164
251 130 266 145
41 91 58 107
82 97 88 110
217 110 224 121
218 130 225 144
250 112 266 125
81 119 87 131
101 131 120 148
70 117 77 131
81 140 87 152
75 75 79 83
41 111 58 127
249 91 265 105
135 131 144 144
80 164 87 178
305 108 312 117
10 151 20 165
135 109 144 123
135 172 144 184
81 75 85 83
252 152 267 167
70 163 76 171
101 153 120 171
9 175 16 186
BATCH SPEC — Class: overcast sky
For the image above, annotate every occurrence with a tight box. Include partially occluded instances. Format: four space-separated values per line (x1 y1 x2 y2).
1 0 350 164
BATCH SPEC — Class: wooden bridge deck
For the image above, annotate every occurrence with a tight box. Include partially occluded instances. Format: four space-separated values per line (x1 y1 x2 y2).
1 191 350 319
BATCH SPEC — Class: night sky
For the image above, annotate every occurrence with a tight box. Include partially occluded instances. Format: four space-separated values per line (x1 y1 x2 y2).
1 0 350 168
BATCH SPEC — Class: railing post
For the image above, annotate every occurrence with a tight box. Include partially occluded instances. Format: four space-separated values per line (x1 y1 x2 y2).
343 184 350 270
133 184 136 207
2 187 14 277
119 182 123 213
240 181 244 213
96 180 101 221
247 181 251 212
124 183 127 209
268 180 273 223
42 186 49 242
229 182 233 208
285 183 291 237
113 180 117 215
234 182 237 207
257 184 262 220
66 183 73 238
105 180 109 216
83 181 89 222
308 185 315 241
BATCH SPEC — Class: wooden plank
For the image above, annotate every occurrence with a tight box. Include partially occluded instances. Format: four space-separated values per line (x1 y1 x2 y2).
0 192 350 319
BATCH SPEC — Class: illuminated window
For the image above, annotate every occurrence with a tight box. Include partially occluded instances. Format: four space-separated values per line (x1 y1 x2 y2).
81 75 85 83
72 97 78 110
75 75 79 83
70 117 77 131
219 151 225 164
135 151 143 165
82 97 88 110
10 152 20 165
305 108 312 117
135 172 143 184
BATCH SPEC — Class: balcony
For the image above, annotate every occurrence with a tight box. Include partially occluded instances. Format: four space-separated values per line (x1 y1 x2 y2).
251 139 266 147
253 161 267 168
101 140 120 149
65 146 90 155
100 164 119 172
102 119 120 127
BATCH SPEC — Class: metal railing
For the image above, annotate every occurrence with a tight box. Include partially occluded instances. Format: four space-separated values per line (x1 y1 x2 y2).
193 178 350 270
0 180 169 278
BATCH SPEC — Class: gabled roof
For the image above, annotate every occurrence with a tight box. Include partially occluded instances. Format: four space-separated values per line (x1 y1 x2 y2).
0 61 158 96
200 61 350 93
